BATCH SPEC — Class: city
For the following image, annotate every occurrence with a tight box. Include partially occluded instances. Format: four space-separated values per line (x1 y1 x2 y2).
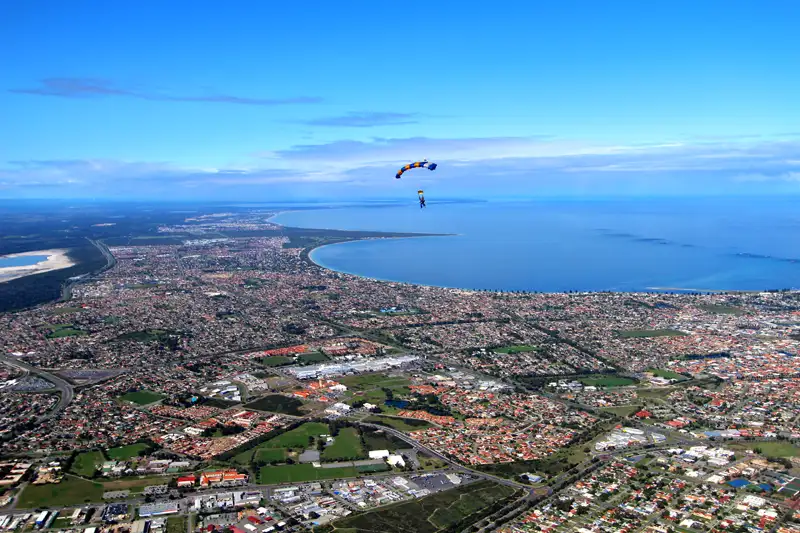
0 211 798 533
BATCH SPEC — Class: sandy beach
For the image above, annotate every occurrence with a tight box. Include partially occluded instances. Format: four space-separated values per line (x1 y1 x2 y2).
0 249 76 283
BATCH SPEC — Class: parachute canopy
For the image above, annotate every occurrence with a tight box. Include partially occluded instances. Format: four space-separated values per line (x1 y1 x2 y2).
396 161 437 179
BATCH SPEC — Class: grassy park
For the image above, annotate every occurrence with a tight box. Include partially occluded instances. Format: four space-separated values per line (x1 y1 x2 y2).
118 389 165 405
107 443 151 460
649 368 688 381
579 376 637 387
45 324 87 339
71 450 105 477
261 356 295 367
244 394 306 416
265 422 330 448
365 415 432 432
257 463 358 484
18 475 103 508
322 427 365 460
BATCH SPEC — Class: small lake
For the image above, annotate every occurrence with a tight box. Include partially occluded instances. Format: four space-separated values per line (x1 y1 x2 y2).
0 255 49 268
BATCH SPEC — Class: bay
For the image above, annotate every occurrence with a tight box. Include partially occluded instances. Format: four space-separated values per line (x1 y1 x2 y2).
271 198 800 292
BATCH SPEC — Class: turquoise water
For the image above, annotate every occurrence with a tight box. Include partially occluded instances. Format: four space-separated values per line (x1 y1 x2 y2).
0 255 49 268
272 198 800 292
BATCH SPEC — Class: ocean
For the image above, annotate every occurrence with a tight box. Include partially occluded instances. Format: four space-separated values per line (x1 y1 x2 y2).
271 197 800 292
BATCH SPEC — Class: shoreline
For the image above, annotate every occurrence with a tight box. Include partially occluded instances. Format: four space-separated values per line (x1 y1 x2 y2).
305 239 788 296
0 249 76 284
272 211 795 295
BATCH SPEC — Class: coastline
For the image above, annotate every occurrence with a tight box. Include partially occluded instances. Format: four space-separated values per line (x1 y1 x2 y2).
272 209 797 295
306 236 472 292
0 249 76 284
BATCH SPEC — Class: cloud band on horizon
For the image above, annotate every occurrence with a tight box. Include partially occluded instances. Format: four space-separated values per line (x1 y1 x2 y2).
9 77 323 106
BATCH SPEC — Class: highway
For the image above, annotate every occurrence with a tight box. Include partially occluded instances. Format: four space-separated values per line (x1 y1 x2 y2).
0 355 74 421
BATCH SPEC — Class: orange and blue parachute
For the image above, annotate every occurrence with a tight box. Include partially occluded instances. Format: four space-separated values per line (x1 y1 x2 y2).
395 160 437 179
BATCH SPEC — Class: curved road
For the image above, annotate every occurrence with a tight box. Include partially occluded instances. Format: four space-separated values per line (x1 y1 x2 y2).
0 355 74 421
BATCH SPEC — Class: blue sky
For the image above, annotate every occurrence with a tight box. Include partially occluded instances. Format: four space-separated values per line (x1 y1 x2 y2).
2 0 799 200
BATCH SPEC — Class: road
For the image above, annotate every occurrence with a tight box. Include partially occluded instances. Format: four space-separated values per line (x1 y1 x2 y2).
359 422 532 492
0 355 74 421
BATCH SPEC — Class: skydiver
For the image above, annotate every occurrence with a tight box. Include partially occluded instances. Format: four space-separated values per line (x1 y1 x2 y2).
419 196 426 208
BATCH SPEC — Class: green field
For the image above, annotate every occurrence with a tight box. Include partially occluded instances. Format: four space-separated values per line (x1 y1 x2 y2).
356 463 391 473
257 463 359 483
261 356 295 367
362 428 407 452
17 475 103 508
649 368 688 381
71 451 105 477
118 390 165 405
324 480 516 533
341 374 410 389
297 352 329 364
600 405 640 417
244 394 305 416
736 441 800 458
101 475 174 493
254 448 287 463
493 345 540 354
45 324 87 339
579 376 637 387
618 329 686 338
341 374 411 409
365 415 432 432
323 428 365 461
265 422 330 448
107 443 150 460
166 516 187 533
231 443 287 466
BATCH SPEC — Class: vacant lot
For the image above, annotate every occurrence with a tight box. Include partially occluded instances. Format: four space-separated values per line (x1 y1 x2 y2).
71 451 105 477
298 352 329 364
493 344 539 354
101 475 173 493
107 443 150 460
649 368 688 381
618 329 686 338
231 443 287 466
18 475 103 508
326 480 516 533
600 405 639 417
244 394 305 416
579 376 637 387
362 427 407 452
261 356 295 367
118 389 165 405
323 428 365 461
266 422 330 448
166 516 187 533
735 441 800 458
257 463 358 484
365 415 432 432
